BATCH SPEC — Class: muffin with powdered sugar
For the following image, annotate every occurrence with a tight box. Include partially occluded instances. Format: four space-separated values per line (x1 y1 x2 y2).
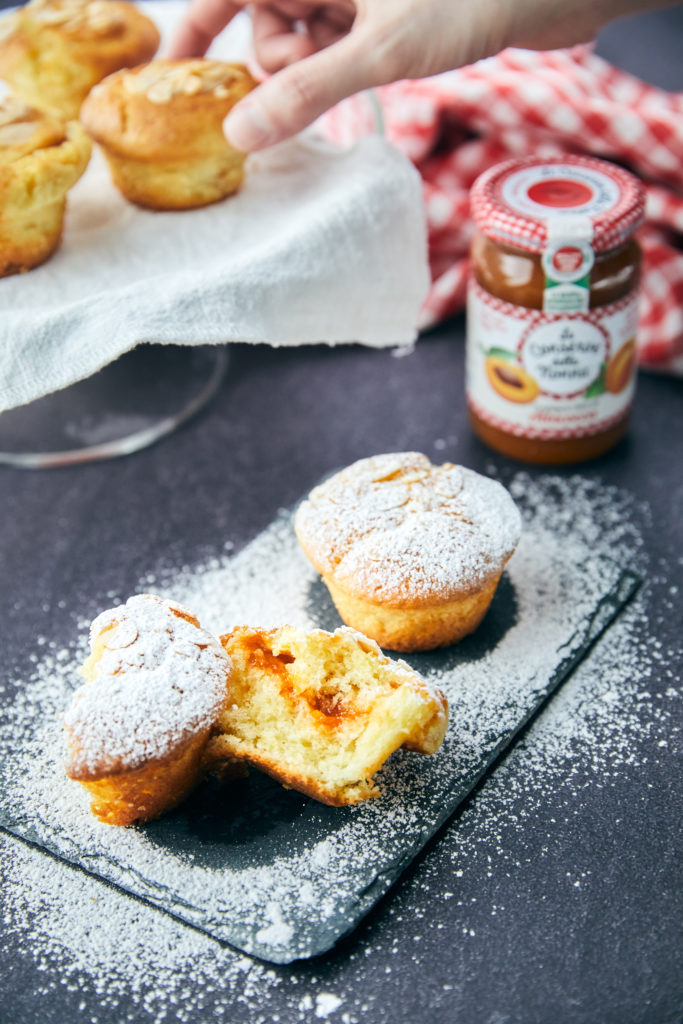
64 594 230 826
295 452 521 652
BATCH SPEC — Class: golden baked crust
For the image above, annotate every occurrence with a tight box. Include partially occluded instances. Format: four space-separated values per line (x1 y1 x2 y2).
63 594 231 826
0 0 160 119
322 573 504 653
80 59 257 209
294 452 522 651
211 625 449 805
0 94 91 276
72 731 216 827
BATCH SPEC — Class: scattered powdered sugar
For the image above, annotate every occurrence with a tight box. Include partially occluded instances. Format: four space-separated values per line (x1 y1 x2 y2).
294 453 522 602
0 471 678 1021
0 474 638 962
315 992 345 1017
63 594 229 776
0 832 285 1020
257 902 296 947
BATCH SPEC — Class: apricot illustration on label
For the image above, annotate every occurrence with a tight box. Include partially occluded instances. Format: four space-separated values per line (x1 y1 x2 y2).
485 354 540 404
605 338 636 394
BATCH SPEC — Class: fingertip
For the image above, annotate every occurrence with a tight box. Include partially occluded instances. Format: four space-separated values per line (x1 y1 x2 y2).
167 23 211 59
256 33 317 73
167 0 240 59
223 100 281 152
223 33 373 152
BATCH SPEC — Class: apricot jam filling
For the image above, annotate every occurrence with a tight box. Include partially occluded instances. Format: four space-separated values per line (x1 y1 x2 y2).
242 635 360 729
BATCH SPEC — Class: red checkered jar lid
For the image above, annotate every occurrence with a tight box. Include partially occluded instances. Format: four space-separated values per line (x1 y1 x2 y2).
470 155 645 254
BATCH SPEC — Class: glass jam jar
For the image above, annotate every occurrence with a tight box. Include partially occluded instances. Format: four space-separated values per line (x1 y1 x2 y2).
466 155 644 464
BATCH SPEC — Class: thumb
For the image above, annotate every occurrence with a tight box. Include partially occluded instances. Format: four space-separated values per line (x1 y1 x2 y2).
223 31 375 152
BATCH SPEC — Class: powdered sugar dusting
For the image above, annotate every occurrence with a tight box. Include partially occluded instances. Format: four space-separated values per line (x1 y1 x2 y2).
0 471 675 1015
294 453 522 603
0 574 676 1022
1 471 677 1020
63 594 229 776
0 473 641 964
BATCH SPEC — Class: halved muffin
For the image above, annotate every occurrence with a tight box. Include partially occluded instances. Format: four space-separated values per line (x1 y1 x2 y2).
211 624 448 805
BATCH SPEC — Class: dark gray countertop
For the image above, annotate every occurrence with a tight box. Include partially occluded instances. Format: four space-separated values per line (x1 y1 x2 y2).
0 6 682 1023
1 330 681 1024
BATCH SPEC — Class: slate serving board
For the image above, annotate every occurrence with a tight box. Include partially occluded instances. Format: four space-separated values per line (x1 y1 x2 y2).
0 504 639 964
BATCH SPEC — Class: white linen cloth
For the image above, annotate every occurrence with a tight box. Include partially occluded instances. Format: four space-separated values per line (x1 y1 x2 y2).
0 4 429 412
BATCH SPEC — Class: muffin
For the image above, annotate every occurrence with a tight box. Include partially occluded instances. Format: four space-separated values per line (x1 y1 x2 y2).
0 0 160 120
79 59 257 209
63 594 231 826
0 93 91 276
212 625 448 805
294 453 522 652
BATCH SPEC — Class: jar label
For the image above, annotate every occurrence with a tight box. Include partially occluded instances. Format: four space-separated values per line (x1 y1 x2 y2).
466 280 638 440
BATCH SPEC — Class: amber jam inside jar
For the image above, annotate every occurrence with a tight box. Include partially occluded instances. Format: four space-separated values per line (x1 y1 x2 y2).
466 156 644 464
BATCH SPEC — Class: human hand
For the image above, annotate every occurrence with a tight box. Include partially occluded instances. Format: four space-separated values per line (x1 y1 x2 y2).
168 0 659 152
169 0 511 151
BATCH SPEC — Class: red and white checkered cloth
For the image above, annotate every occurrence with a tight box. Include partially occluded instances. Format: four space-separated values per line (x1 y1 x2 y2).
324 45 683 373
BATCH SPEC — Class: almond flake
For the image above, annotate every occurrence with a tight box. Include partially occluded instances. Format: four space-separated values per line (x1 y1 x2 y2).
102 621 138 650
146 80 174 104
182 76 202 95
121 74 149 95
0 97 32 125
0 121 38 146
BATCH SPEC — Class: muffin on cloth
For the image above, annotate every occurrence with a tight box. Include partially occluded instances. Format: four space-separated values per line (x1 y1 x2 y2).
63 594 231 826
80 58 257 209
213 625 448 805
0 0 160 120
0 93 90 276
295 453 522 652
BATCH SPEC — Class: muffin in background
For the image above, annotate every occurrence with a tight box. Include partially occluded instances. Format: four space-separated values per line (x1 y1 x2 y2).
0 0 160 119
80 59 257 210
0 93 91 276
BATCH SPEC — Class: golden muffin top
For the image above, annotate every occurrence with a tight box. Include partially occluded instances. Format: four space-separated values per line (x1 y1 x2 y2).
80 59 257 159
64 594 231 780
0 0 158 44
0 0 160 120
